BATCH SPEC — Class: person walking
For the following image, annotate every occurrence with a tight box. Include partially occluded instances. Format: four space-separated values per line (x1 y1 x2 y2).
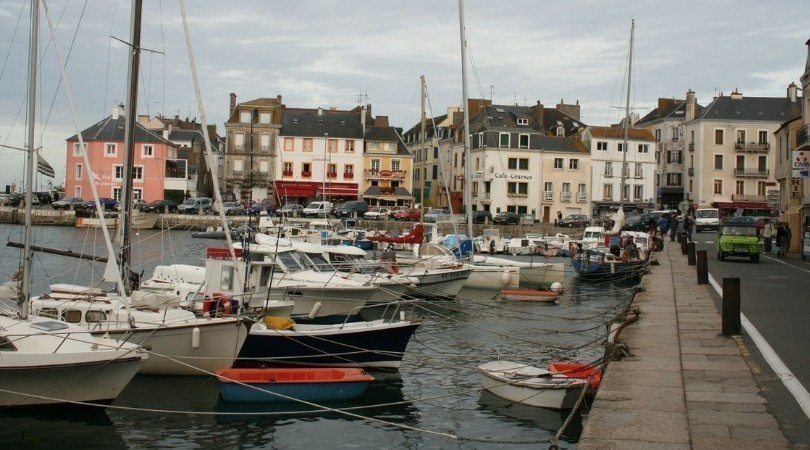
684 214 693 242
556 211 562 226
775 222 787 258
781 222 792 258
657 215 669 239
762 218 775 253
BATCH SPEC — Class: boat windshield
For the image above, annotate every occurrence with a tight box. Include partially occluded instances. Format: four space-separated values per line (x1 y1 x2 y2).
303 252 333 272
275 251 306 273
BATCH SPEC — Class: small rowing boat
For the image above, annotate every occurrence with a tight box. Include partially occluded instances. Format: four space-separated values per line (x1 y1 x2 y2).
216 367 374 403
499 289 559 302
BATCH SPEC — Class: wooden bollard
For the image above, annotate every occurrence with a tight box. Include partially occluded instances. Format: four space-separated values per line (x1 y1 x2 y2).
722 277 741 336
687 242 696 265
696 250 708 284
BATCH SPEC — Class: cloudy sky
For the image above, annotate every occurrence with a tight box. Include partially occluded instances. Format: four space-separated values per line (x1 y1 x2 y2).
0 0 806 190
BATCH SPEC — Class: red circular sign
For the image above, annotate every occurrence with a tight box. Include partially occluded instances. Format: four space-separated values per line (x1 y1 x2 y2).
378 170 393 178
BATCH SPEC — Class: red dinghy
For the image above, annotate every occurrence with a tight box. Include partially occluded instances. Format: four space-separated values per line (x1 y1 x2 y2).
547 362 602 389
499 289 559 302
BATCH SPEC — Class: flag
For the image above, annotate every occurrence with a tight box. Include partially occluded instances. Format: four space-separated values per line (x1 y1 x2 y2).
37 154 55 178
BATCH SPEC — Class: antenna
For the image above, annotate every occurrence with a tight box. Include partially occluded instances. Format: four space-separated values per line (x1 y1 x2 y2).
489 85 495 101
513 92 517 105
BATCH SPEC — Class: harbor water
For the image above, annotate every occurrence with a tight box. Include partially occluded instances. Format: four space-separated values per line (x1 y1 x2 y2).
0 224 637 449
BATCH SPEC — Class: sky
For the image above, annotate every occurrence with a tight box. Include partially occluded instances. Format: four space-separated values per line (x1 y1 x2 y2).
0 0 807 191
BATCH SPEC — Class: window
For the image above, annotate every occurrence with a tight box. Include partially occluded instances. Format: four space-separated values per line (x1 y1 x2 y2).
371 159 381 173
239 111 251 123
114 165 124 180
638 144 649 153
508 158 518 170
736 155 745 170
603 184 613 200
132 166 143 182
507 182 528 195
499 133 510 148
105 143 117 157
345 140 355 153
284 138 294 151
604 162 613 177
302 162 311 174
714 129 724 145
303 138 313 152
757 181 766 196
596 141 608 151
553 158 563 169
142 144 154 157
508 158 529 170
757 155 767 171
344 164 354 175
714 155 723 170
72 143 86 156
623 162 629 178
544 182 553 194
666 173 682 186
369 141 380 151
391 159 401 171
519 159 528 170
518 134 529 149
233 159 243 174
75 164 83 180
517 118 528 126
671 127 679 141
327 139 337 153
562 182 570 192
714 179 723 195
259 112 271 123
758 130 768 145
260 134 271 151
623 184 630 201
328 163 337 175
634 185 643 200
668 150 682 163
616 143 625 152
736 180 744 195
634 163 643 178
569 159 579 170
654 129 661 142
283 162 292 173
736 129 746 144
235 133 245 150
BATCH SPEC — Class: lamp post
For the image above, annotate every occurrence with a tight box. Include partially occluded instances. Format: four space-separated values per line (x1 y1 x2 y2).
323 132 328 202
249 109 255 203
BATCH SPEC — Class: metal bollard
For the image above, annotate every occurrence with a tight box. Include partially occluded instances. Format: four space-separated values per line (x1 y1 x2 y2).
687 242 696 265
722 277 741 336
696 250 708 284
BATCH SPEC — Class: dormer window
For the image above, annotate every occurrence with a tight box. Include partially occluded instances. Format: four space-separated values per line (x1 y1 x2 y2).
556 126 565 137
239 111 251 123
516 118 528 126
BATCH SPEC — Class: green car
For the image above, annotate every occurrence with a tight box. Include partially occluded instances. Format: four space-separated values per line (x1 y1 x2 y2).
716 220 761 263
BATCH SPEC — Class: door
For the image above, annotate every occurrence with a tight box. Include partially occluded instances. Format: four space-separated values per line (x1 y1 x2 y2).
543 206 550 223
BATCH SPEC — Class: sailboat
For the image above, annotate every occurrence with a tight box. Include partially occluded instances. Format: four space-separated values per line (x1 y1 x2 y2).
0 0 146 406
27 0 246 375
570 20 649 280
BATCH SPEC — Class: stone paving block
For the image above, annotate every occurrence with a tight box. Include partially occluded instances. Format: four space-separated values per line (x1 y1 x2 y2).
687 400 768 413
690 423 730 438
597 368 684 388
595 385 686 412
681 345 741 356
691 436 791 449
689 409 780 428
684 381 723 393
685 391 765 404
584 408 690 443
682 360 749 371
577 438 691 449
613 357 683 372
731 426 791 442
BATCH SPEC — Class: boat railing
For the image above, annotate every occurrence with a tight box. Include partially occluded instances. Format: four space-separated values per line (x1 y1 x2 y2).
337 299 421 329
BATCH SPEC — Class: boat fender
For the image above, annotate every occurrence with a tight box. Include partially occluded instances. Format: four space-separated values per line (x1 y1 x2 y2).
191 326 200 349
308 301 323 320
550 282 563 293
501 270 511 285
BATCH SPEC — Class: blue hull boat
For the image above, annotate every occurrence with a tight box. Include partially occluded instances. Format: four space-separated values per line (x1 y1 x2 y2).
217 367 374 403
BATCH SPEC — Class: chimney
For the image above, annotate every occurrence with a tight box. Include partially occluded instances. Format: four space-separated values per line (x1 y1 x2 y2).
374 116 389 127
317 107 324 116
730 88 743 100
112 104 123 120
805 38 810 76
229 93 237 116
685 90 697 121
361 105 366 132
555 99 581 121
787 82 798 102
529 100 545 128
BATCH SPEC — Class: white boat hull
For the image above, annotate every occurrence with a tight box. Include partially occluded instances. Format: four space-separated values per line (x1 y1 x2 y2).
473 255 564 287
477 360 586 410
402 266 471 298
465 265 520 290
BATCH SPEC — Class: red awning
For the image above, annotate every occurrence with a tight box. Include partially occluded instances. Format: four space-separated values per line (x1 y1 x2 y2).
275 181 357 198
712 201 771 210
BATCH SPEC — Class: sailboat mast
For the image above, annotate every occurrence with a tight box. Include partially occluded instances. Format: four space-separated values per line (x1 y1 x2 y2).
620 20 634 210
119 0 143 294
419 75 426 215
458 0 473 241
19 0 40 319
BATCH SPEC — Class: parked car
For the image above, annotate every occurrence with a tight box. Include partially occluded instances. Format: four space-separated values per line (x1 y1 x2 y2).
333 200 369 218
364 206 392 220
178 197 213 214
302 201 333 218
423 208 449 223
472 210 493 224
140 199 178 213
492 211 520 225
0 193 22 207
558 214 589 228
623 212 661 232
214 201 244 215
79 198 119 212
51 196 85 210
245 201 276 216
275 203 304 217
393 208 421 221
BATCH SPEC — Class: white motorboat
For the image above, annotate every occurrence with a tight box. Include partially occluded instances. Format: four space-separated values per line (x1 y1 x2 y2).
477 360 588 410
472 254 565 289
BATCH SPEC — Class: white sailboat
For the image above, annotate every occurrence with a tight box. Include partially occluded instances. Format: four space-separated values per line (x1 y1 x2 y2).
0 0 146 406
28 0 246 375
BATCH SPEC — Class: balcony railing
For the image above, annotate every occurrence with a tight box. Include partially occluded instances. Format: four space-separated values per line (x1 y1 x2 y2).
797 124 810 149
232 170 243 176
735 168 769 178
735 142 770 153
543 191 553 201
560 192 572 202
731 194 766 202
577 193 587 202
688 143 694 152
687 168 694 176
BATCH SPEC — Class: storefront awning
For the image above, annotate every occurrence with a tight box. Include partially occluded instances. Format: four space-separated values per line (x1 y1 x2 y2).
361 186 413 199
713 201 771 210
275 181 357 198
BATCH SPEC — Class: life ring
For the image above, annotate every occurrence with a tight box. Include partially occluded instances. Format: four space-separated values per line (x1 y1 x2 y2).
203 293 232 317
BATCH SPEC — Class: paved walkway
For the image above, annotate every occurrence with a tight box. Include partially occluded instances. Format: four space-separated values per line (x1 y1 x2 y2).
577 242 791 449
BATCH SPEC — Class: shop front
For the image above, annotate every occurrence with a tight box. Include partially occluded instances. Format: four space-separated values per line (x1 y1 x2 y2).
275 181 358 205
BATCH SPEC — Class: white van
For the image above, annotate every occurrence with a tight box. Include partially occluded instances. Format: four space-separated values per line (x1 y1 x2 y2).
695 208 720 232
302 201 333 218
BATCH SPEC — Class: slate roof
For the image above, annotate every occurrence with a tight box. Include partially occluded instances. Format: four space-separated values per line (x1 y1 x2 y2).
67 113 174 145
636 99 704 125
697 94 802 122
536 135 589 153
470 104 586 136
280 108 363 139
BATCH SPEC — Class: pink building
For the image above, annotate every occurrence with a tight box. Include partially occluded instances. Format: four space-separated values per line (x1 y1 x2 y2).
65 106 177 202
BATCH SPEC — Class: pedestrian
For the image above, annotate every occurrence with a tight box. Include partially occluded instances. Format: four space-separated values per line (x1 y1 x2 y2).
670 215 679 242
762 218 774 253
781 222 792 258
556 211 562 226
775 222 786 258
684 214 693 242
657 215 669 238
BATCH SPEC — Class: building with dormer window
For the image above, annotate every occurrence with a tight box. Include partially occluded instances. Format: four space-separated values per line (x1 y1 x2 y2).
361 113 414 207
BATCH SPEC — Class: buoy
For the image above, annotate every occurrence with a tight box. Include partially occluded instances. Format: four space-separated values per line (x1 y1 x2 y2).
550 282 563 293
191 326 201 349
308 301 323 320
501 270 511 285
400 311 405 321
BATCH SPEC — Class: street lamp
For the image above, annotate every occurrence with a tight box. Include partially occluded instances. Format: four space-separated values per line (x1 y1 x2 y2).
323 132 328 202
249 108 255 204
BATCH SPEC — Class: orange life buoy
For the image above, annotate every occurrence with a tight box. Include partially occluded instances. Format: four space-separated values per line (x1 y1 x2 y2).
204 293 232 317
